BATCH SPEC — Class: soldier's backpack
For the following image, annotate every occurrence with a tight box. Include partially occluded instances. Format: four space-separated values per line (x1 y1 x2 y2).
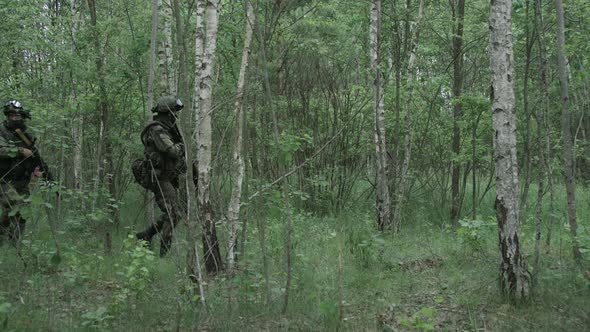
131 121 163 190
131 158 153 190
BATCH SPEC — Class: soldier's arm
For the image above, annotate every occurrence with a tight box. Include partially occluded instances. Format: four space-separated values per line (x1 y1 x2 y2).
0 136 20 159
150 125 183 159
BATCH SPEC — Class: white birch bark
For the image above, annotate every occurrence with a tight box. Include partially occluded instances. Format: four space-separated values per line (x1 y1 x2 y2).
489 0 530 301
370 0 390 231
197 0 223 273
158 0 176 96
391 0 424 232
226 0 254 271
186 0 207 304
143 0 160 226
192 0 206 128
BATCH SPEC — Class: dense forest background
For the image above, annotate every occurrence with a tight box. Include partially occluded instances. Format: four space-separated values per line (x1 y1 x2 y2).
0 0 588 330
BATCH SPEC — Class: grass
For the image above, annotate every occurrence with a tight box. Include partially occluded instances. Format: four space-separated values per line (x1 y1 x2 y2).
0 184 588 331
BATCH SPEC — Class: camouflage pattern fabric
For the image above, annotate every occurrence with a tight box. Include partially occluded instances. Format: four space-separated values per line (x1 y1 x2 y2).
0 180 29 244
0 121 37 244
135 118 185 256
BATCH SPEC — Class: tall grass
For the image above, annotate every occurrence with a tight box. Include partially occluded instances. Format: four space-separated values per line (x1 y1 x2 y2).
0 183 587 330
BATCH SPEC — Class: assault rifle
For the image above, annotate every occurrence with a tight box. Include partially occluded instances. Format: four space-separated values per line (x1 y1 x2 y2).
14 128 55 182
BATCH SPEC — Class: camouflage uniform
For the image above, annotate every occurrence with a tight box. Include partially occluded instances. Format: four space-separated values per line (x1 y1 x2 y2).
135 96 186 256
0 100 41 244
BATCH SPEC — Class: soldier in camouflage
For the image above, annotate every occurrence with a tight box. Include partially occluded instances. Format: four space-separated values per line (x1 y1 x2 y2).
135 96 186 256
0 100 47 244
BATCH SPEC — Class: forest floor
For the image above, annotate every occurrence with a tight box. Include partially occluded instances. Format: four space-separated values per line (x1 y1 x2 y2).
0 188 588 331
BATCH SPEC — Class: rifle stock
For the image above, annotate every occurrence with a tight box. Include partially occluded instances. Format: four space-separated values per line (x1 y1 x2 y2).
14 128 54 182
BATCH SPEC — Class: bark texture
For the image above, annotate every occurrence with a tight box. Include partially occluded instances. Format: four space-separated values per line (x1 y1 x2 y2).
450 0 465 225
555 0 582 261
197 0 223 274
489 0 530 302
370 0 390 231
391 0 424 232
226 0 254 271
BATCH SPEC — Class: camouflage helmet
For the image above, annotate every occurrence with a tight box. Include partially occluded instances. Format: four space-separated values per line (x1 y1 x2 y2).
154 96 184 113
3 99 31 119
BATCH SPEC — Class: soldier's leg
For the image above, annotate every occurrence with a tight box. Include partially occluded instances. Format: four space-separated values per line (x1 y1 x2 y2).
0 184 12 241
136 183 169 243
0 183 23 244
157 181 179 257
9 185 29 244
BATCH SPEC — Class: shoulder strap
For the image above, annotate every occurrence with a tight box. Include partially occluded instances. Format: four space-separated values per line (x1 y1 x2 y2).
140 121 170 146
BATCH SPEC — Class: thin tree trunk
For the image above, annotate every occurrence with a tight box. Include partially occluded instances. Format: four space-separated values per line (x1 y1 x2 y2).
520 0 533 219
370 0 390 231
88 0 112 254
532 0 547 282
391 0 424 233
450 0 465 225
186 0 207 306
197 0 223 274
70 0 84 190
146 0 159 228
226 0 254 271
489 0 531 302
159 0 176 96
533 0 556 251
554 0 582 261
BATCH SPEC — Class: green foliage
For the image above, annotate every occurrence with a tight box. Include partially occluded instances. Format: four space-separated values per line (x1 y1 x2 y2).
457 217 495 252
399 307 437 331
117 235 155 297
81 306 113 328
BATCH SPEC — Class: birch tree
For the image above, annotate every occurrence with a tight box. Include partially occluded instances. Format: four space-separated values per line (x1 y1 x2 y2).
370 0 390 231
489 0 530 301
187 0 206 282
196 0 223 274
226 0 254 271
391 0 424 232
158 0 176 96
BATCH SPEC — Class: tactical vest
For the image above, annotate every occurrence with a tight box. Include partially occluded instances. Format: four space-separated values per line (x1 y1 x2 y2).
0 123 35 182
132 121 185 189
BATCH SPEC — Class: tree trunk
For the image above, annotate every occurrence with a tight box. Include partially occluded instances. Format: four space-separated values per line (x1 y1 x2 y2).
197 0 223 274
185 0 207 306
519 0 533 219
70 0 84 190
226 0 254 271
531 0 547 281
489 0 531 302
158 0 176 96
532 0 556 251
187 0 205 283
450 0 465 225
391 0 424 233
554 0 582 261
370 0 391 231
88 0 113 254
143 0 160 228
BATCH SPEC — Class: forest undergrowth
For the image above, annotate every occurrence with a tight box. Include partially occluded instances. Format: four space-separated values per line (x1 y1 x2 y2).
0 184 588 331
